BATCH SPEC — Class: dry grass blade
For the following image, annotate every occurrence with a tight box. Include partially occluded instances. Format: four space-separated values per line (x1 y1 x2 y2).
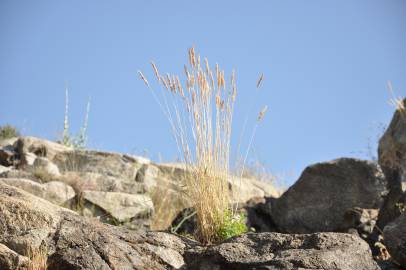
257 105 268 122
138 70 149 87
387 80 405 115
256 73 264 88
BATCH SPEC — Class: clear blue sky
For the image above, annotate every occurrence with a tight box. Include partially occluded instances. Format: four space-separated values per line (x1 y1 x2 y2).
1 0 405 186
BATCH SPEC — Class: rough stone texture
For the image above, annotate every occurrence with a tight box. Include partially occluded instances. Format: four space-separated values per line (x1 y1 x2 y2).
185 232 380 270
271 158 387 233
0 243 29 270
383 212 406 268
0 178 75 205
61 171 146 194
0 146 15 167
82 190 154 222
32 156 61 176
377 101 406 230
15 136 72 166
53 150 142 180
0 182 192 270
379 99 406 183
343 207 379 237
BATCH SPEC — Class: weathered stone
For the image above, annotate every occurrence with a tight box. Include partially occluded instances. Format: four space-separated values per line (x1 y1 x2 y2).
383 212 406 268
379 99 406 182
15 136 72 165
0 243 29 270
185 232 379 270
32 157 60 176
377 102 406 230
60 171 146 194
0 182 192 270
82 191 154 222
53 150 141 181
0 146 15 167
271 158 387 233
0 178 75 205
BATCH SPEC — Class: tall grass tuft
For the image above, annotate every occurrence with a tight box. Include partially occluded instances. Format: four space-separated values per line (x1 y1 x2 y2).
139 48 241 243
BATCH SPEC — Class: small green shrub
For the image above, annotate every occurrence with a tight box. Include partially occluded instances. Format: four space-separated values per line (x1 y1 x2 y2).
0 125 20 140
218 209 248 240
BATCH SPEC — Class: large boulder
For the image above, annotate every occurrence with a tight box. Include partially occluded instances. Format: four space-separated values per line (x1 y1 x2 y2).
185 232 379 270
0 178 75 205
15 136 72 166
271 158 387 233
53 150 144 180
81 190 154 223
0 182 192 269
379 98 406 184
60 171 146 194
377 100 406 229
383 212 406 268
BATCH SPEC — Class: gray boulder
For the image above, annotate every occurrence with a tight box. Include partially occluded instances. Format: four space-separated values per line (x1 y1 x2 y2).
81 190 154 223
185 232 379 270
271 158 387 233
377 100 406 229
0 181 192 270
383 212 406 268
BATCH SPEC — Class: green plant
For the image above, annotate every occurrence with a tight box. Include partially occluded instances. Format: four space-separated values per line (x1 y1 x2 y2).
0 124 20 140
61 85 90 149
218 209 248 240
139 48 266 243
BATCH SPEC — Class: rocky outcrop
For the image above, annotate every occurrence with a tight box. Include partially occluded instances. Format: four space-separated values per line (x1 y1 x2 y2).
0 182 191 269
0 182 382 270
383 212 406 268
185 232 380 270
379 99 406 184
270 158 387 233
377 100 406 230
0 136 283 232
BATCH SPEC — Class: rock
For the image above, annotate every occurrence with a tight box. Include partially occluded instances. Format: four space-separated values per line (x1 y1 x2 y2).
81 190 154 222
229 176 281 203
53 150 142 181
15 136 72 166
32 157 60 176
0 243 29 270
0 181 192 269
343 207 379 237
377 102 406 230
383 212 406 268
0 165 10 175
0 137 18 148
185 232 379 270
61 171 146 194
378 99 406 182
271 158 387 233
0 178 75 205
0 146 16 167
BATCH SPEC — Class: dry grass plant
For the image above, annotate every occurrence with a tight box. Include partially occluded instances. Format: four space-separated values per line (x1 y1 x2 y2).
139 48 244 243
139 48 268 243
27 246 48 270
